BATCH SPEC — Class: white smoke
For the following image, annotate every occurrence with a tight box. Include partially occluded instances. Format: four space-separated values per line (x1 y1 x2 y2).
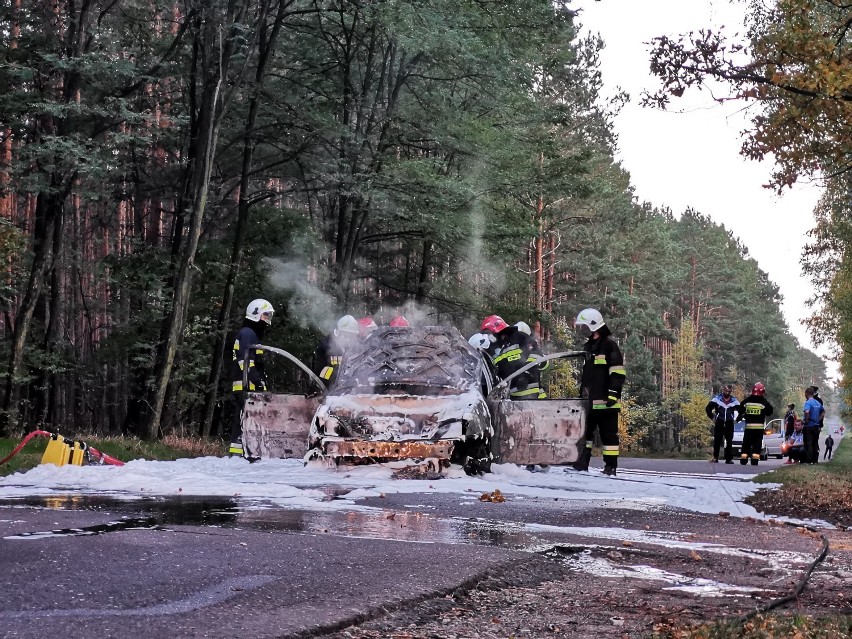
265 258 338 332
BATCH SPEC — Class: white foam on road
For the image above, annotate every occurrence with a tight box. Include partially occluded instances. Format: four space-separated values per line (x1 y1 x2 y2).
0 457 782 520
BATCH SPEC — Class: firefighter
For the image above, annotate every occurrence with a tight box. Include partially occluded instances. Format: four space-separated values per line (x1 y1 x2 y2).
572 308 626 476
705 384 741 463
357 316 378 337
312 315 360 387
478 314 509 359
482 316 546 399
740 382 773 465
228 298 274 458
389 315 410 327
508 321 548 399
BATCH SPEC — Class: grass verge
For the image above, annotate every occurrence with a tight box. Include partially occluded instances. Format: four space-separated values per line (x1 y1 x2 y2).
747 437 852 529
669 442 852 637
0 433 224 477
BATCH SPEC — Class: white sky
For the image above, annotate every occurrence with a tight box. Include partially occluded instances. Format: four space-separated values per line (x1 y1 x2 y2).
577 1 833 375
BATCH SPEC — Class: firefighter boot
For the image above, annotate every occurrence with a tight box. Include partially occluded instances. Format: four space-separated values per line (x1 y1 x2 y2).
740 454 748 465
228 438 244 458
572 446 592 472
751 454 760 466
603 464 617 477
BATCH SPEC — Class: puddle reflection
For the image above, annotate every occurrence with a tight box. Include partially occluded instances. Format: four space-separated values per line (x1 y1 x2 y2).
0 495 534 548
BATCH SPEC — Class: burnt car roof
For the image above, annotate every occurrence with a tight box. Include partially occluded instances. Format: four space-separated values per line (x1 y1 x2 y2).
329 325 488 395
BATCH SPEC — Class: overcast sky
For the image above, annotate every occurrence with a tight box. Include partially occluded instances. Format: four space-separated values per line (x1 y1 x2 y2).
577 1 832 375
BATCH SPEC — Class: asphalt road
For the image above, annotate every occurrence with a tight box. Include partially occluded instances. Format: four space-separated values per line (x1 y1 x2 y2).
0 453 829 638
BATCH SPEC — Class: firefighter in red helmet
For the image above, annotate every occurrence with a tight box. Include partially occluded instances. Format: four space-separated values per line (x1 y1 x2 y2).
740 382 773 466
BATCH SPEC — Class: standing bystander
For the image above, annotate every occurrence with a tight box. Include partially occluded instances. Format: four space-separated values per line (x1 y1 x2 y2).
705 384 741 463
824 434 835 460
802 386 825 464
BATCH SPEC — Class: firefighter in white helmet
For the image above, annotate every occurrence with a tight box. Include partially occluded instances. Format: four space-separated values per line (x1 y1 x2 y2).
573 308 626 476
311 315 360 387
229 298 274 458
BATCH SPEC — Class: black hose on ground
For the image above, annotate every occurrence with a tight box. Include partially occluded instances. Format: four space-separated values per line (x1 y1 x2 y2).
741 532 829 622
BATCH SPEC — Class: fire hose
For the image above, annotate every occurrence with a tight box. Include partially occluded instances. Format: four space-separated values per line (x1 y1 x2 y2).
0 430 125 467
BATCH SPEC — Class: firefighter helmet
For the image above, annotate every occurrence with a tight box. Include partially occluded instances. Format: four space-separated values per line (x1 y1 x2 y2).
752 382 765 396
246 299 274 324
574 308 604 337
515 321 532 335
468 333 491 350
358 317 378 336
389 315 410 327
481 315 508 333
335 315 359 335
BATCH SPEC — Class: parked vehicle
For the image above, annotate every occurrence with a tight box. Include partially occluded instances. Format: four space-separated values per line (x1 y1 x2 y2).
731 420 745 457
732 419 784 460
240 326 589 474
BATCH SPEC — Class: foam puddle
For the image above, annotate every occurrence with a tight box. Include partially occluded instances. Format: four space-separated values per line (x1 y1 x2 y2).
546 548 766 597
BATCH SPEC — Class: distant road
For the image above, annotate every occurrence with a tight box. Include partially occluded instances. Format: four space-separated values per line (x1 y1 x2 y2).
617 455 786 476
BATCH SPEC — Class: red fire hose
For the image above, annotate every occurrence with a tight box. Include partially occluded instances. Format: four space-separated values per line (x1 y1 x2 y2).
0 430 125 467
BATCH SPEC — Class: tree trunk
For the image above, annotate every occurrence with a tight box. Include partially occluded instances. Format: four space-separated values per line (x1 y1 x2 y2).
201 0 286 438
145 3 249 440
1 191 58 434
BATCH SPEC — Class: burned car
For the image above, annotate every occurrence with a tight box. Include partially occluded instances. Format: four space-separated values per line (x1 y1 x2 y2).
241 325 587 474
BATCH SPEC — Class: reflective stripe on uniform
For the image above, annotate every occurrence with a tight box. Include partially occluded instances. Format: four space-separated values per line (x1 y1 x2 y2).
232 382 243 391
493 348 522 364
228 443 243 455
585 441 593 449
592 399 620 409
510 386 544 397
320 366 334 380
594 356 607 365
609 366 626 375
602 445 619 456
743 402 763 416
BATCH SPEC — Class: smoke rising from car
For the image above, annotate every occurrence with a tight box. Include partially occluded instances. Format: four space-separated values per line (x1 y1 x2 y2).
267 258 337 331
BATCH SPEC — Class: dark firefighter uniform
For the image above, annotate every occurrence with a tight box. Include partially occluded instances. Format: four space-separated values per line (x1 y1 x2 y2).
311 332 352 388
740 393 773 465
491 326 548 399
574 324 626 474
705 390 741 463
229 323 267 457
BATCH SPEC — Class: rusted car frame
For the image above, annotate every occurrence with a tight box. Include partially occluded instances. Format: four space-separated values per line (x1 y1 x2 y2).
240 327 589 472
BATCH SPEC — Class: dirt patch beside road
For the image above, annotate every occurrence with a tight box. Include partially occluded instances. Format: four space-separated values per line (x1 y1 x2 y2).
319 509 852 639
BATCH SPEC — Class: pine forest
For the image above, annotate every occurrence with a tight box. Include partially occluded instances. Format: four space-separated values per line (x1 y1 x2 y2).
0 0 840 452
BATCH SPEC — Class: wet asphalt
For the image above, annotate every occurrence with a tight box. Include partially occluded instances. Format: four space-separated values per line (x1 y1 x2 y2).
0 456 806 638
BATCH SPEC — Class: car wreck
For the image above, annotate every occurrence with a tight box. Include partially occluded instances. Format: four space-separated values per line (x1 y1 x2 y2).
240 325 587 474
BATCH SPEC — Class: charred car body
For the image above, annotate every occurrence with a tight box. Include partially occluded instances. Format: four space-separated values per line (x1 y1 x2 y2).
241 326 587 473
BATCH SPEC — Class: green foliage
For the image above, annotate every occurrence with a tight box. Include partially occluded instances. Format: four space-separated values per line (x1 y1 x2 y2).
680 391 713 451
0 0 830 442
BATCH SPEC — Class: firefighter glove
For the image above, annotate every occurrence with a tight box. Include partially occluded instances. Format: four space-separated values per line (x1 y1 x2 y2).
606 394 618 407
